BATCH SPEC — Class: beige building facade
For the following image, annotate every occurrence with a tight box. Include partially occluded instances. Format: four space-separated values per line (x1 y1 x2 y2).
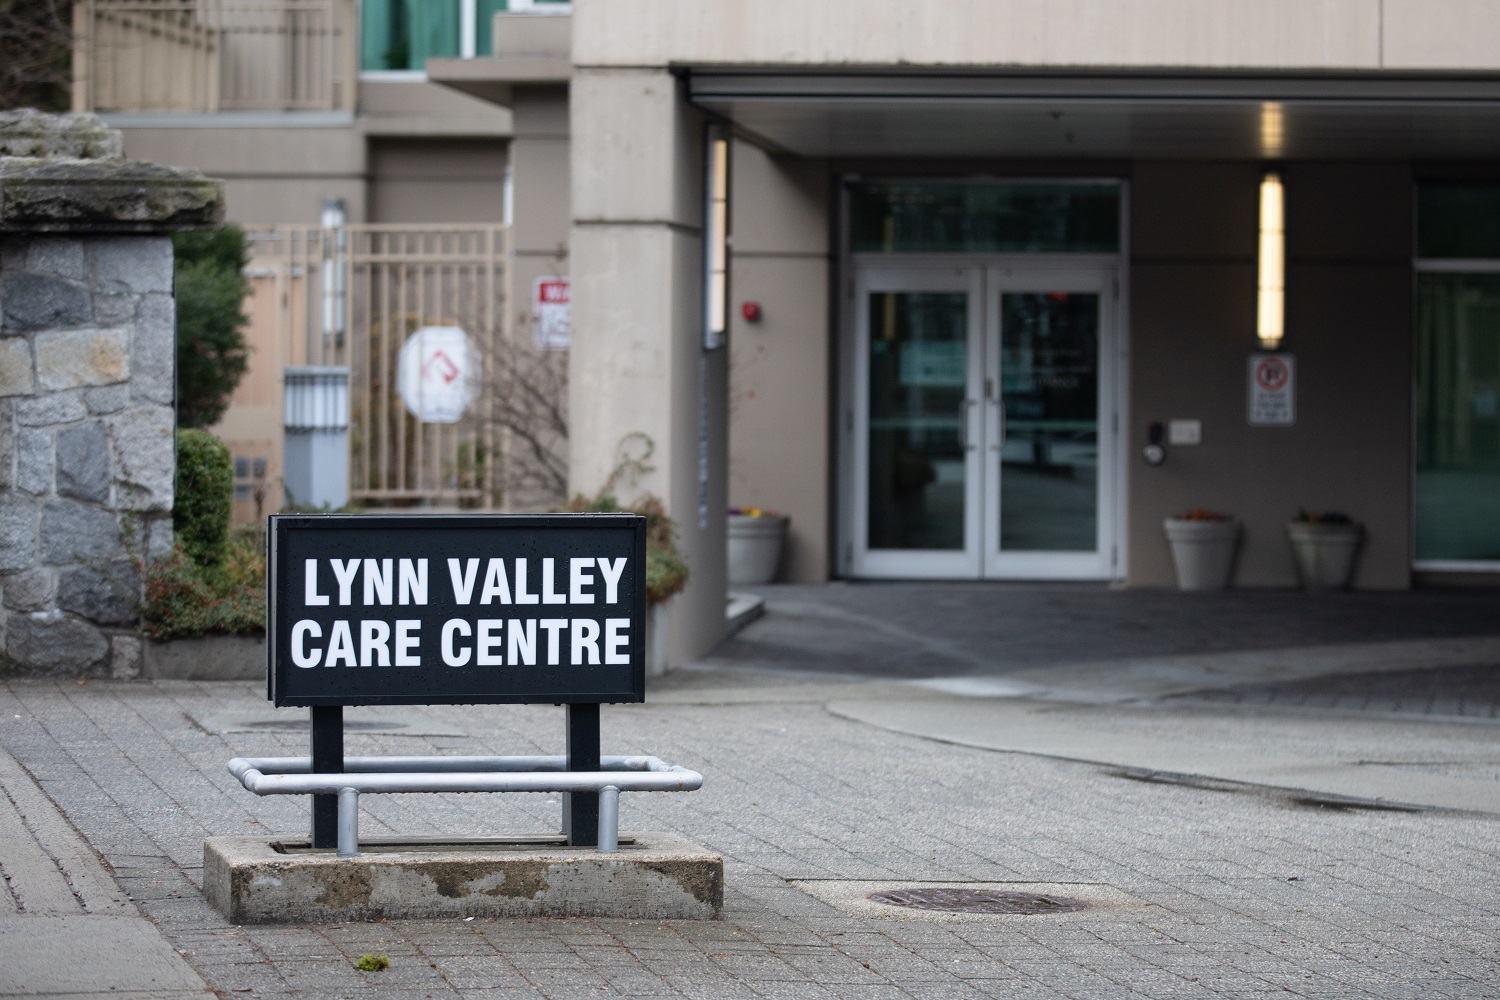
74 0 1500 666
556 0 1500 662
75 1 572 517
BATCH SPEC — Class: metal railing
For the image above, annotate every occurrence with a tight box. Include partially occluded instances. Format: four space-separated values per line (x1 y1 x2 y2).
73 0 357 113
229 755 705 856
243 224 510 508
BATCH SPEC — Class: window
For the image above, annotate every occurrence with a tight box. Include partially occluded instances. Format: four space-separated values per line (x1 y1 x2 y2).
1415 183 1500 565
849 182 1120 254
360 0 570 72
233 455 269 502
1418 184 1500 260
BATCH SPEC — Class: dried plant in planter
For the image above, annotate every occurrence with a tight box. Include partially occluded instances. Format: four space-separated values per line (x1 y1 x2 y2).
558 434 689 607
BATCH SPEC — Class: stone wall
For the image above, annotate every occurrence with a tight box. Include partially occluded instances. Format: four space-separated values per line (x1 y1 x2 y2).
0 110 223 676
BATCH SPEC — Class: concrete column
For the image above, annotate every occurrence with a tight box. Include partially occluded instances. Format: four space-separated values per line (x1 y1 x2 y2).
569 68 727 664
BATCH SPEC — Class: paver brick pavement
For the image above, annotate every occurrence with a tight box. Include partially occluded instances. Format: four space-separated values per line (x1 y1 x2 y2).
1180 664 1500 720
0 672 1497 998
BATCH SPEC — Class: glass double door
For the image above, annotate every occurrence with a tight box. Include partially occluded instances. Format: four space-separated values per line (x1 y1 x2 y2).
851 262 1117 579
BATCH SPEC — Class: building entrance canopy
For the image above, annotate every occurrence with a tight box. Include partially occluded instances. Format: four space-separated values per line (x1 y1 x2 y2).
687 71 1500 160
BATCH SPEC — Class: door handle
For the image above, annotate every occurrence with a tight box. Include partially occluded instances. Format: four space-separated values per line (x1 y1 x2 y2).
987 378 1004 451
958 399 974 452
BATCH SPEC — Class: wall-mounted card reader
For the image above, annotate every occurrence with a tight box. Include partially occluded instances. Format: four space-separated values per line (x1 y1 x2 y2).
1168 419 1202 445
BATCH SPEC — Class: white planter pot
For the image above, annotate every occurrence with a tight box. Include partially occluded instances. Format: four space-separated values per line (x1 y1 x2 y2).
1287 521 1362 591
643 602 670 679
1163 518 1240 591
728 514 788 585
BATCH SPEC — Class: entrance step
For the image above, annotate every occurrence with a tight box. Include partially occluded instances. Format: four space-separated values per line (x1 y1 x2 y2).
726 591 766 636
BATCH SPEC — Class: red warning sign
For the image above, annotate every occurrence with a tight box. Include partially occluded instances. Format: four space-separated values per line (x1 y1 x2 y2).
532 277 571 351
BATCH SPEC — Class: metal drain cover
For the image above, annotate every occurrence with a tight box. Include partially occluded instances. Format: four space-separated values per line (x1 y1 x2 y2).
868 887 1087 915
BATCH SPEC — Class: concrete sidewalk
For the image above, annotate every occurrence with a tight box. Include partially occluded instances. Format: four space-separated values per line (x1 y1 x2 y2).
3 583 1499 998
704 582 1500 678
691 585 1500 816
676 632 1500 814
2 642 1499 998
0 745 211 999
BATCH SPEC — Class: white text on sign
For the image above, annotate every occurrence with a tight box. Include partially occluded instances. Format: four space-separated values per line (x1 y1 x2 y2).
290 556 631 670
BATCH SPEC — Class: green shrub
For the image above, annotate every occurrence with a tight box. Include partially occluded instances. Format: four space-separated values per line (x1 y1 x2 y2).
175 429 233 568
174 225 251 429
140 530 265 640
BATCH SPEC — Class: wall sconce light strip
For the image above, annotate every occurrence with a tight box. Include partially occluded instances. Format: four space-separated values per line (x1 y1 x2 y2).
704 127 730 350
1257 171 1284 348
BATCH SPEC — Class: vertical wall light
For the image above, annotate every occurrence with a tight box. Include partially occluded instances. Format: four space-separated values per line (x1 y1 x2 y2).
319 197 346 353
1257 171 1284 349
703 124 731 351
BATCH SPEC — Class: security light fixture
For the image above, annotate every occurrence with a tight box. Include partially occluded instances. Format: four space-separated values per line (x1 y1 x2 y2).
1257 171 1284 349
703 125 730 350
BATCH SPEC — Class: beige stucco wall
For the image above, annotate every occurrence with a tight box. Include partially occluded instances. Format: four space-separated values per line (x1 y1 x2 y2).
114 81 512 226
118 126 367 224
726 141 831 583
570 68 727 664
575 0 1500 73
511 87 571 259
1381 1 1500 69
1127 160 1413 589
358 79 512 137
368 139 508 223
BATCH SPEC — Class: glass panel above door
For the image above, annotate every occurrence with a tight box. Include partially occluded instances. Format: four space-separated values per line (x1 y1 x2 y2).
1417 183 1500 259
867 291 969 551
1416 272 1500 561
850 182 1120 254
998 292 1100 553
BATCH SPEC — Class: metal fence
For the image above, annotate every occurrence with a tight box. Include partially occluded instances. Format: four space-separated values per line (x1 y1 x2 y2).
245 225 510 508
73 0 356 114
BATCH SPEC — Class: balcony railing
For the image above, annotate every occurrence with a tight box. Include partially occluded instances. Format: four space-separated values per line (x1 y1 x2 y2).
73 0 357 114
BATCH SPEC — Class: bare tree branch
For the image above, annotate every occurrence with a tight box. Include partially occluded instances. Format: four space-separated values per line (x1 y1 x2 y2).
493 340 569 507
0 0 73 112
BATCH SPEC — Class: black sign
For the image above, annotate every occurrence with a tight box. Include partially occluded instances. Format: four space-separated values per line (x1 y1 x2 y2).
268 514 647 707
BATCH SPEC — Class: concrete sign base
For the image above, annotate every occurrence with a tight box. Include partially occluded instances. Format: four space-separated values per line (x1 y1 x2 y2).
204 833 722 922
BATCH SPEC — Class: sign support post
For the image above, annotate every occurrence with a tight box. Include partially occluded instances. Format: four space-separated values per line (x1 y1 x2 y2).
267 513 648 851
310 706 343 848
563 704 600 847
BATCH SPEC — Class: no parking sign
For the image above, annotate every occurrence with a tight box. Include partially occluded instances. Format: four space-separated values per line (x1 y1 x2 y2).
1248 353 1295 426
396 326 476 424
